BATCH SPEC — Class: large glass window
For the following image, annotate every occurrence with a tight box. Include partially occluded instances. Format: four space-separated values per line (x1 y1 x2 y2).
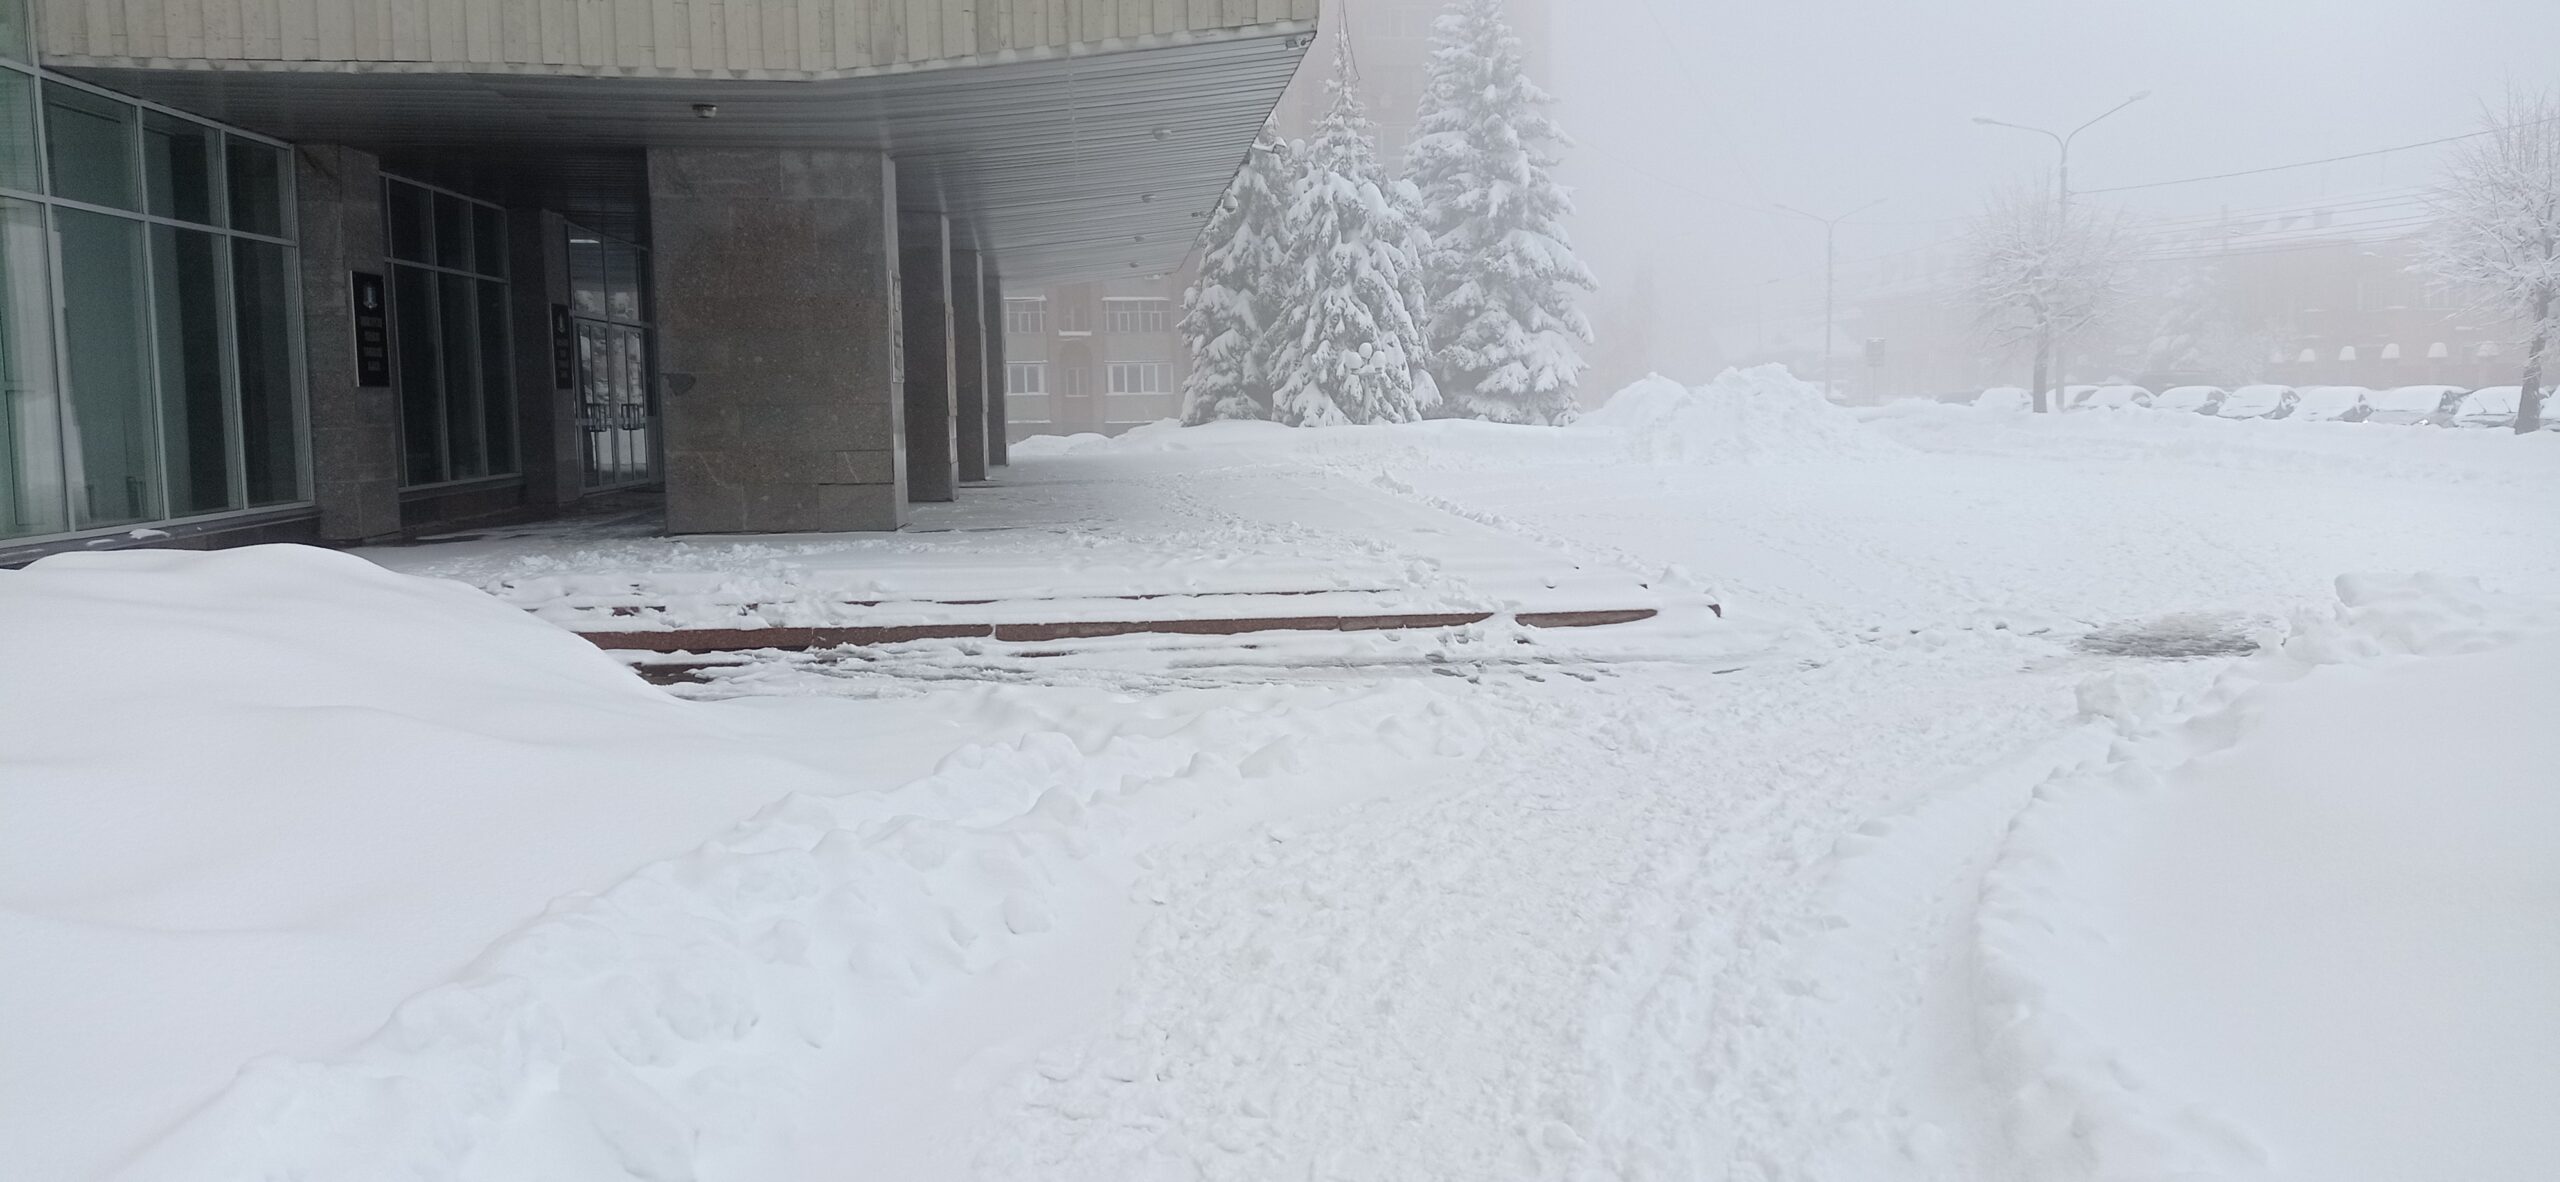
385 175 512 487
58 208 157 526
151 224 236 516
144 112 220 225
0 69 303 543
44 82 137 210
0 197 62 536
232 238 298 506
0 72 39 192
224 137 286 238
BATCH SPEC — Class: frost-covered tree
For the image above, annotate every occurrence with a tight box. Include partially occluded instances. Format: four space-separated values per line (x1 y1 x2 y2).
1963 183 2138 412
2420 90 2560 433
1406 0 1595 425
1180 124 1298 425
1268 48 1435 427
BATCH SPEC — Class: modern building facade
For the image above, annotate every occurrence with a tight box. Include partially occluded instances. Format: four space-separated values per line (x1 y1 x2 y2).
1 0 1315 562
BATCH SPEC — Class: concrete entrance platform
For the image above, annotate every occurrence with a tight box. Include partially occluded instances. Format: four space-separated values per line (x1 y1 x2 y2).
362 449 1710 654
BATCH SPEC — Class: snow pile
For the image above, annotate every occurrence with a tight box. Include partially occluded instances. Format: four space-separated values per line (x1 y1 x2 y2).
0 544 1487 1180
0 546 869 1177
1973 573 2560 1182
1573 366 1902 463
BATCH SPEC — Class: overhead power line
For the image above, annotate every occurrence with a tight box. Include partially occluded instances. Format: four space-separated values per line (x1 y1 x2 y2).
2079 113 2560 194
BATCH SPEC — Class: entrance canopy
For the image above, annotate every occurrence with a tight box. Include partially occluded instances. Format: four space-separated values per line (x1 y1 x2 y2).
46 5 1313 283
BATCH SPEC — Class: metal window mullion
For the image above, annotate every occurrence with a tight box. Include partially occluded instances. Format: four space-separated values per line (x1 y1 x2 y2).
130 113 171 524
213 231 248 510
28 190 291 246
426 266 451 483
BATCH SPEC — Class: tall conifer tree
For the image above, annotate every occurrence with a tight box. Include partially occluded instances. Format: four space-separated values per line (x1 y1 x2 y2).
1407 0 1595 424
1269 46 1435 427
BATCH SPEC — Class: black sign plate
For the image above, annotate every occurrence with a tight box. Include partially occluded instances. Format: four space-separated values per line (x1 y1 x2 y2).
351 271 391 388
551 304 575 389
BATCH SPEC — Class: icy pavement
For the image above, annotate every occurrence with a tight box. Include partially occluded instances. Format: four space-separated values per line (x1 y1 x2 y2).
5 377 2556 1181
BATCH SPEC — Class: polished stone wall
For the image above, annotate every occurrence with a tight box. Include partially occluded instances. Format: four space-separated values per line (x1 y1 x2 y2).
651 147 907 533
294 143 404 543
898 210 957 504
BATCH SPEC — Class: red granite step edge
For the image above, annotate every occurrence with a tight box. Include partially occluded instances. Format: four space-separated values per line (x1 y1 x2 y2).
580 606 1685 654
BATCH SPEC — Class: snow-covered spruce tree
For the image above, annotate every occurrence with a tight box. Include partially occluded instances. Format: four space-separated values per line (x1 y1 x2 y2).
2421 89 2560 433
1407 0 1595 425
1267 49 1436 427
1180 124 1298 425
1963 183 2137 412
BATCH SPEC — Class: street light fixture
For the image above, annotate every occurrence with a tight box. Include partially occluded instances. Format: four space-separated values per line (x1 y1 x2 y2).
1775 197 1886 403
1972 91 2149 411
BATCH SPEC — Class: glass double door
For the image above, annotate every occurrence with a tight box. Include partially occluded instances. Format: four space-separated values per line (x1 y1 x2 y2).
575 318 652 488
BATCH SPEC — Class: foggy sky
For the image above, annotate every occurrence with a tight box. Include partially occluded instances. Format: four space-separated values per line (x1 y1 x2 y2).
1550 0 2560 383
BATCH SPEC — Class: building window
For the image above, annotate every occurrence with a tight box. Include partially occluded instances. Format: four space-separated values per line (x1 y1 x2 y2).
1003 297 1045 335
1057 302 1092 336
385 176 513 488
1 64 305 543
1106 361 1170 394
1060 365 1090 396
1104 298 1171 334
1006 363 1049 424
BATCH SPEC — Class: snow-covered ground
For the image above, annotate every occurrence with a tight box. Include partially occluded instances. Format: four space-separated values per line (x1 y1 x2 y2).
4 369 2554 1180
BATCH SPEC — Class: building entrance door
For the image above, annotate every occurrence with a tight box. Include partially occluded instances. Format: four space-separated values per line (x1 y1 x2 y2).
575 320 653 488
567 224 656 489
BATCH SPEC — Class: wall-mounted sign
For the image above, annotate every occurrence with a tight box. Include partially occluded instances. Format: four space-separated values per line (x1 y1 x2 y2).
350 272 391 388
550 304 574 389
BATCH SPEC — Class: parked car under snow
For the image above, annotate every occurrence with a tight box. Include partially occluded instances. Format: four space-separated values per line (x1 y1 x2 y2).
1973 386 2032 412
2215 385 2298 420
2070 384 2152 410
2364 385 2468 426
2450 386 2520 429
2152 385 2227 414
2289 386 2377 423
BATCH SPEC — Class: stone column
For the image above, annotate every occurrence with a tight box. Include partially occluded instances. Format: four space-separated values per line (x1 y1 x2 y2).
294 145 403 543
951 245 988 484
898 210 958 503
650 148 907 533
983 262 1010 468
508 208 580 511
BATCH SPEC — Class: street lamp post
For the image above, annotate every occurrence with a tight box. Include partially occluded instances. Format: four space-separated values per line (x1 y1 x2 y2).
1776 198 1885 402
1972 91 2149 412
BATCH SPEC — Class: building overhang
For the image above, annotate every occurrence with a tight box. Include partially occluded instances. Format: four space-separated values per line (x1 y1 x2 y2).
52 23 1312 284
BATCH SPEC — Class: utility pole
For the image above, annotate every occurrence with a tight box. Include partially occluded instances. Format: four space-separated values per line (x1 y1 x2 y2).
1973 91 2149 411
1776 198 1885 402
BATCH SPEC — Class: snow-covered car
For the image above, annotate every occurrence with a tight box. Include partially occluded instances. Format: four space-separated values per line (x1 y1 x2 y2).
2070 384 2153 411
2289 385 2377 423
1973 386 2032 412
2364 385 2468 426
2151 385 2226 414
2450 386 2520 429
2060 384 2101 409
2214 384 2298 420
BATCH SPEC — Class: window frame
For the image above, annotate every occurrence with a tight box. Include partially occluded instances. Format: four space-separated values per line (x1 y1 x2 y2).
0 50 309 547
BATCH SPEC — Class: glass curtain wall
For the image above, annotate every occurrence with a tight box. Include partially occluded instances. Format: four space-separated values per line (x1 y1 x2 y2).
385 175 512 487
566 223 654 489
0 23 305 542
